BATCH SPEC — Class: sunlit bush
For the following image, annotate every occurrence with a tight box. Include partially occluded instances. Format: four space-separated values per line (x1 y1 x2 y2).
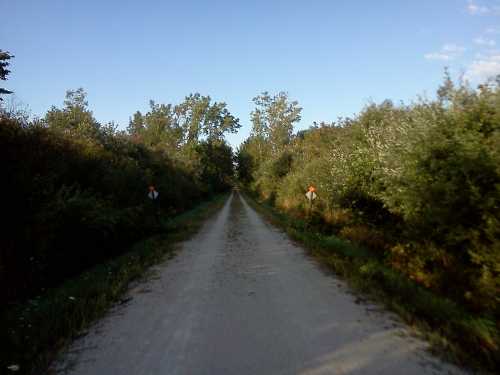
239 77 500 316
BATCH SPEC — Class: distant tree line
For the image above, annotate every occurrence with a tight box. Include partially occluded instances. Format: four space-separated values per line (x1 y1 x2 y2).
0 80 239 304
237 74 500 320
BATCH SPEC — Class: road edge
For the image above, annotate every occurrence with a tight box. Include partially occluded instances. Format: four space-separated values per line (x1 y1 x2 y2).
1 193 230 375
241 191 497 374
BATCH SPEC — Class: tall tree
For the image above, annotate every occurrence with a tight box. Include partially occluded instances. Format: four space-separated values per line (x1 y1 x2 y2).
235 141 255 184
203 101 240 142
196 140 234 193
143 100 182 152
127 111 145 136
127 94 240 171
175 93 211 144
0 50 13 100
251 91 302 155
175 93 240 144
45 88 100 138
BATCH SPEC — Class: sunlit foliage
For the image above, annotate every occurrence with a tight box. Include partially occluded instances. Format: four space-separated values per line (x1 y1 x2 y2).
238 78 500 317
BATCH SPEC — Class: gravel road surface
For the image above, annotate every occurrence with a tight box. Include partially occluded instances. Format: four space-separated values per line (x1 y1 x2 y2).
54 192 467 375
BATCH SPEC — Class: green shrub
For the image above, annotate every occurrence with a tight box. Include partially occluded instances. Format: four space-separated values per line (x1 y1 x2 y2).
239 79 500 318
0 88 236 306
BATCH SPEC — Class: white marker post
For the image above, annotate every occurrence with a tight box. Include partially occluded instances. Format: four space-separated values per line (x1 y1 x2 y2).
148 189 159 200
148 186 160 223
305 190 317 202
305 186 317 223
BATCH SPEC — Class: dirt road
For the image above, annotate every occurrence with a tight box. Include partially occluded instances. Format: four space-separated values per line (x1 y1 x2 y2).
54 192 467 375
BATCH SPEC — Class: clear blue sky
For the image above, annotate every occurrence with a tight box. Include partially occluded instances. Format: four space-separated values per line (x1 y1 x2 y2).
2 0 499 147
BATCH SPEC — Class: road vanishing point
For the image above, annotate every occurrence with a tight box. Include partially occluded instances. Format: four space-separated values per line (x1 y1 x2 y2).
54 192 467 375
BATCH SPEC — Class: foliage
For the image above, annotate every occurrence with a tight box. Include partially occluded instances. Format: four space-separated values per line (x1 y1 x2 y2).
238 80 500 320
127 93 240 150
195 140 235 193
0 88 236 306
0 49 13 99
244 191 499 372
250 91 302 157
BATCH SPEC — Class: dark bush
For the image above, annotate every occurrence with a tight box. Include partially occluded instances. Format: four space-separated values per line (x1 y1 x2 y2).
0 89 236 307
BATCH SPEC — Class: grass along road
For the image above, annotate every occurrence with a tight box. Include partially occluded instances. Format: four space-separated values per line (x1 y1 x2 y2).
1 194 228 375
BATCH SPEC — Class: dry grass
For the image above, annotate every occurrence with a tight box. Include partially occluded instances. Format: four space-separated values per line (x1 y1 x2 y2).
339 225 388 253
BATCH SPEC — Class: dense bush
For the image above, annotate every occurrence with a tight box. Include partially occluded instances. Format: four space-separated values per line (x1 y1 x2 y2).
238 78 500 319
0 89 238 306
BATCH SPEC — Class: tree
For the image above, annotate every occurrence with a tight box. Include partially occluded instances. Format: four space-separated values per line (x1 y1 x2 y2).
235 143 254 184
203 101 240 142
174 93 210 144
44 88 101 138
127 111 145 137
0 50 13 100
174 93 240 144
196 140 234 193
251 92 302 156
437 67 454 104
141 100 182 152
128 94 240 157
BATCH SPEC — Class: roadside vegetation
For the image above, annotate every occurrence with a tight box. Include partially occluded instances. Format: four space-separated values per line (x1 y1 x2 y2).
1 87 238 306
237 73 500 371
1 194 227 375
0 54 238 374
